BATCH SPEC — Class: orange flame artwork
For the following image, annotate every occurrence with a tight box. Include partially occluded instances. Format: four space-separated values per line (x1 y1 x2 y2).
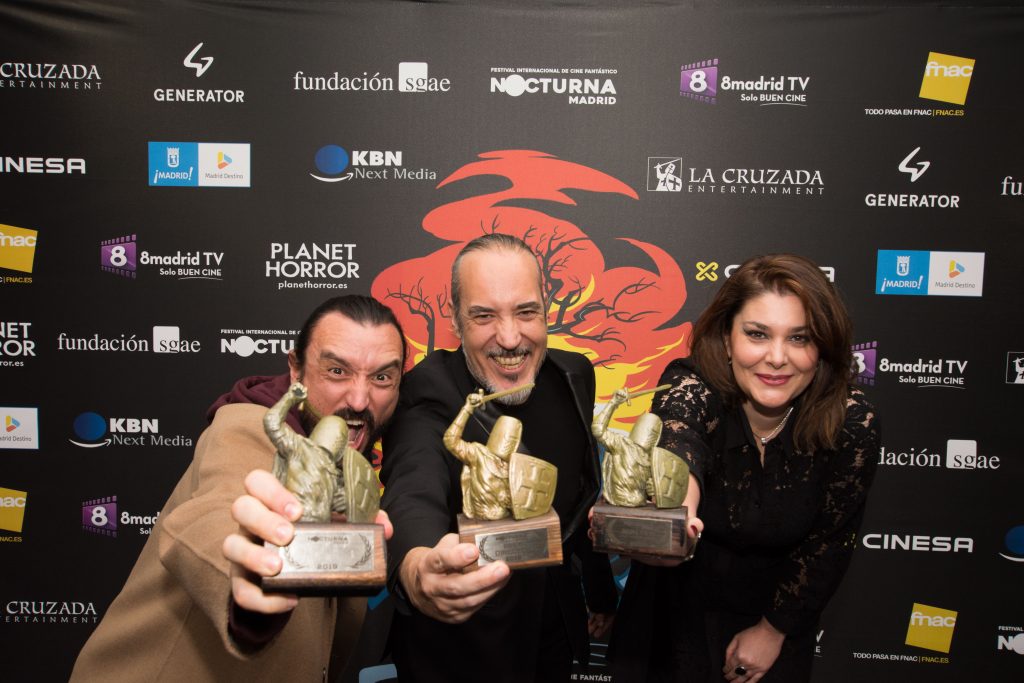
371 150 692 429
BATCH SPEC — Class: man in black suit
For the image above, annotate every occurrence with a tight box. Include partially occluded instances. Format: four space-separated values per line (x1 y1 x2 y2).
381 233 616 682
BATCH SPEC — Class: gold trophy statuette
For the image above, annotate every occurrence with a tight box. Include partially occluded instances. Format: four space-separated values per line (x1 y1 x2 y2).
591 385 693 559
445 385 563 569
261 382 386 594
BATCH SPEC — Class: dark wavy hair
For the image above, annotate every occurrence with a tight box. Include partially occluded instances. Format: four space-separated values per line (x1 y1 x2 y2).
293 295 407 371
691 254 853 451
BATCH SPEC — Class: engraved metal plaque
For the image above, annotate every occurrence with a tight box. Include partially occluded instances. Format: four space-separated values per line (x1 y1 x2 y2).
601 516 672 551
476 527 550 565
279 528 374 573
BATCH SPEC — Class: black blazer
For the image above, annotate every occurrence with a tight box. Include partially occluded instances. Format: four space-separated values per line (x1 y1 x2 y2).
381 348 616 682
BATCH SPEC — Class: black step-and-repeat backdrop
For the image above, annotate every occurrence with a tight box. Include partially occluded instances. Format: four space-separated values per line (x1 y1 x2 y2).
2 1 1022 680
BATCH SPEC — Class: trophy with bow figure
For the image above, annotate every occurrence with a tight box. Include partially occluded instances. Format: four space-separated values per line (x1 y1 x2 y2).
444 384 562 569
261 382 385 593
591 385 693 559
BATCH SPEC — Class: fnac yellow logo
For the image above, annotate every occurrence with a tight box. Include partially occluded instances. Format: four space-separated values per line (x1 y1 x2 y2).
905 602 957 653
0 224 38 274
0 487 28 533
919 52 975 105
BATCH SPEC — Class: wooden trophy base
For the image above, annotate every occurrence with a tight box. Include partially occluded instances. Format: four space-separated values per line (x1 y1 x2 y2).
591 502 691 559
458 509 563 569
262 522 386 595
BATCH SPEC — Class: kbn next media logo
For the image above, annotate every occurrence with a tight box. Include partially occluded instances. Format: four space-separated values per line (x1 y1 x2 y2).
294 62 451 93
679 58 811 106
865 52 974 118
0 407 39 450
69 412 193 449
309 145 436 182
152 42 245 104
100 234 225 281
852 340 968 389
148 142 250 187
490 66 618 105
877 438 1000 470
0 223 37 284
0 487 27 541
56 325 201 354
82 495 160 538
999 525 1024 563
864 147 960 209
0 322 35 367
875 250 984 297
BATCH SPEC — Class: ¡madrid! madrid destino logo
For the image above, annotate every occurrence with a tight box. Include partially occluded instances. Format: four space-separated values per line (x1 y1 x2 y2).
875 250 984 297
0 408 39 450
148 142 250 187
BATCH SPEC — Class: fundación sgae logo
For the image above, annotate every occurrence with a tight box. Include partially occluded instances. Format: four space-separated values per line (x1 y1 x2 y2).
293 62 451 93
877 438 1000 470
56 325 201 354
0 223 38 283
148 141 250 187
0 407 39 450
0 487 28 539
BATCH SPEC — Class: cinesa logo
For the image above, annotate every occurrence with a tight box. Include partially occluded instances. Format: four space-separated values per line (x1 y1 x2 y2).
0 156 85 174
861 533 973 553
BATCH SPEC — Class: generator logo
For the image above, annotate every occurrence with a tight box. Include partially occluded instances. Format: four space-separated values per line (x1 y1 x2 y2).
0 61 102 91
220 328 297 357
265 242 360 291
998 525 1024 562
82 496 117 537
148 142 250 187
865 147 959 209
680 57 810 106
919 52 974 106
69 411 193 449
100 234 225 281
489 67 618 105
0 408 38 450
0 322 35 367
371 149 691 432
293 62 451 93
905 603 957 655
1007 352 1024 384
647 158 683 192
0 487 27 536
183 42 213 77
309 145 435 183
0 155 85 175
875 250 984 297
0 223 38 282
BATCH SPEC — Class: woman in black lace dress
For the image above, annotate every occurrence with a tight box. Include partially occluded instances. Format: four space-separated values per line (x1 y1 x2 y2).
608 254 879 683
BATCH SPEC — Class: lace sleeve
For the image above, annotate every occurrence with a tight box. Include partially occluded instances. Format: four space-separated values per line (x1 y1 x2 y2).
766 388 880 635
650 360 721 493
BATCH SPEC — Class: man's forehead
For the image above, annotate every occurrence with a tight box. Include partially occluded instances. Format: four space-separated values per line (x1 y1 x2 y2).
310 315 402 358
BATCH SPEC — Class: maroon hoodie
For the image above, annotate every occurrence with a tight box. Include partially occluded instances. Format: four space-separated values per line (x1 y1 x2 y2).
206 374 307 436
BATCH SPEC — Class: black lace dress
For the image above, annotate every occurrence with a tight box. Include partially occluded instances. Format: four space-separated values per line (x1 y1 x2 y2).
608 358 879 683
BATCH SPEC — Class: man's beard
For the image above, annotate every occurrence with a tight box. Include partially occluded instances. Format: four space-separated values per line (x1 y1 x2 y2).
298 403 383 455
463 345 546 406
